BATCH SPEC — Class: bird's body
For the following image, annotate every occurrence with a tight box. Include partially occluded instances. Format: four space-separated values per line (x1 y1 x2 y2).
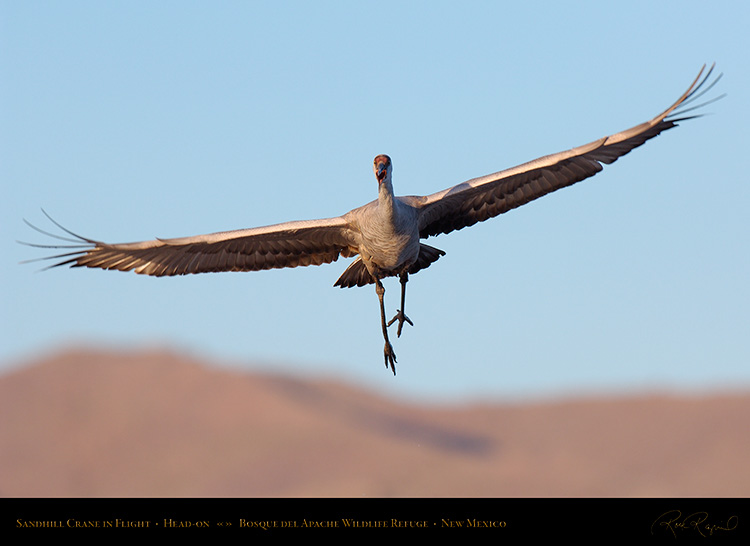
348 188 421 278
24 65 722 374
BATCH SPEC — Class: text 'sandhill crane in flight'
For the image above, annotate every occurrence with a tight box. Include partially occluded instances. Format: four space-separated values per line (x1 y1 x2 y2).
24 65 722 374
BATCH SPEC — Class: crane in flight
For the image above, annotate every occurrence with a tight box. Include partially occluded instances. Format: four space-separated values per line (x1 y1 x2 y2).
24 65 722 375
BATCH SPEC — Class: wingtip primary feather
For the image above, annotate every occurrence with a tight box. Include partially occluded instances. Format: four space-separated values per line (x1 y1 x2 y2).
19 211 99 271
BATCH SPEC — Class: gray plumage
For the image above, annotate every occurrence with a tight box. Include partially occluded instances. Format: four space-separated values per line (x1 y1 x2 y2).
23 65 723 374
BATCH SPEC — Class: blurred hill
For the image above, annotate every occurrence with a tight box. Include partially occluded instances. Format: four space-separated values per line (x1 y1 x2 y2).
1 348 748 497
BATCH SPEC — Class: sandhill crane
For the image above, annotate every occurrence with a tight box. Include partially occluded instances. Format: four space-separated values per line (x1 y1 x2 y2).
23 65 722 374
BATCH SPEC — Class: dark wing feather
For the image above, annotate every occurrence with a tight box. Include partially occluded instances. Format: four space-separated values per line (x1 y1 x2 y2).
415 64 723 238
333 243 445 288
24 213 359 277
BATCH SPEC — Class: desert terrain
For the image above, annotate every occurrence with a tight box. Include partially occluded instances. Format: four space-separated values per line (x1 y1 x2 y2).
1 348 748 497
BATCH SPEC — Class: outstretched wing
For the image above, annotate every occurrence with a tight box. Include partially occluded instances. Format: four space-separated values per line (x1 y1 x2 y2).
414 64 722 238
23 211 359 277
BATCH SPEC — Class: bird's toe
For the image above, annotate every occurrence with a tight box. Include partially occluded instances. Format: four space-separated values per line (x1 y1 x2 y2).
383 342 397 375
387 310 413 337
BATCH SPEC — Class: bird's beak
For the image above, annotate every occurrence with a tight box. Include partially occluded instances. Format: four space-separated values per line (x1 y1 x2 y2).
376 163 387 183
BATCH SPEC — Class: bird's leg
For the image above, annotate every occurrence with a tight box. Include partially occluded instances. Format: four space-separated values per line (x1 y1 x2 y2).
376 279 397 375
387 272 413 337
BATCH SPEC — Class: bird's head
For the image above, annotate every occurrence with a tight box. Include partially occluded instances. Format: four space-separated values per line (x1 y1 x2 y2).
373 154 392 184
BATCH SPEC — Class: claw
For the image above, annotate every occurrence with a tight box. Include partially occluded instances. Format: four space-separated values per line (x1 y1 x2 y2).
387 309 413 337
384 342 397 375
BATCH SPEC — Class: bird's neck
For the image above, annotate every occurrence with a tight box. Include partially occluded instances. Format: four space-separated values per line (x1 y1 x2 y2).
377 177 397 219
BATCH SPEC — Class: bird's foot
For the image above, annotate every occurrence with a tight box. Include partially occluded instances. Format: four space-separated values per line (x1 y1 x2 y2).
383 342 397 375
387 309 413 338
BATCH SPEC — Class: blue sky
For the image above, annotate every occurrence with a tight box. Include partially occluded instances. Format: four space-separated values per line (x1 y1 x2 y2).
2 1 748 402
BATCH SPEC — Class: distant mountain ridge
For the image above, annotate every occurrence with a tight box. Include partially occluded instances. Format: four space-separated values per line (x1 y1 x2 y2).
2 348 748 497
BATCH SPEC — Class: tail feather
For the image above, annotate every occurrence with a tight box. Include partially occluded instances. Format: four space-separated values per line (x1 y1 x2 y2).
408 243 446 275
333 244 446 288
